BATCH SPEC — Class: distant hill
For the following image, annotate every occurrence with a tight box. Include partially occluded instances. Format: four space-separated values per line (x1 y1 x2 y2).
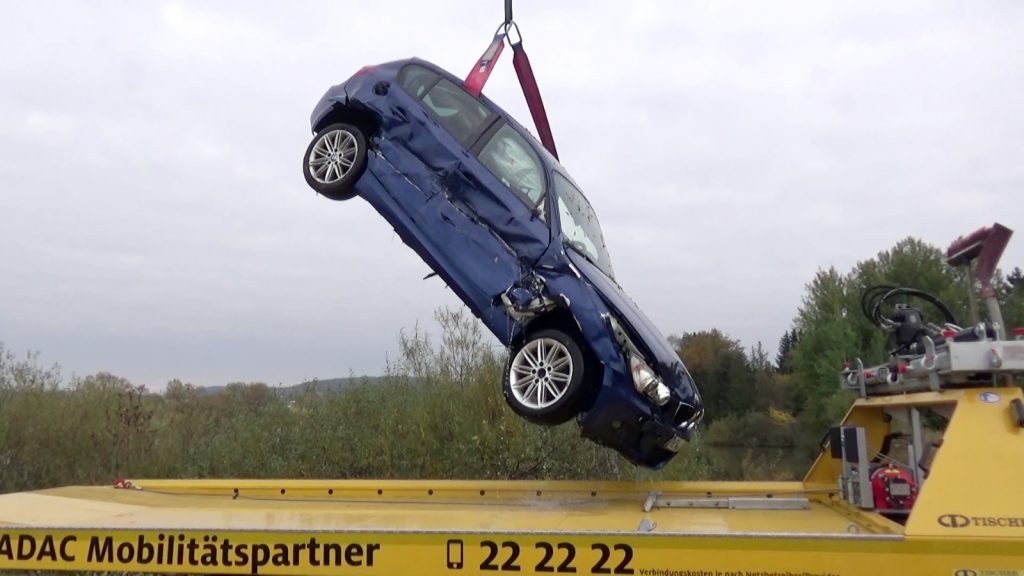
278 376 387 399
198 376 386 399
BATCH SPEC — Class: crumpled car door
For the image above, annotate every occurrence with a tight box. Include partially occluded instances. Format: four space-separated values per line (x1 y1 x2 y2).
361 80 551 342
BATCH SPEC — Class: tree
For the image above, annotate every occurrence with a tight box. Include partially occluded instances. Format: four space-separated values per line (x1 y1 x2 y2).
675 330 755 423
1008 267 1023 288
435 307 491 387
72 373 153 477
775 328 800 374
790 267 857 430
999 267 1024 332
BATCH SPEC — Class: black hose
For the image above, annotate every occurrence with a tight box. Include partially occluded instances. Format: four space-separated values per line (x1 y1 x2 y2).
871 432 906 464
861 285 898 327
861 285 958 328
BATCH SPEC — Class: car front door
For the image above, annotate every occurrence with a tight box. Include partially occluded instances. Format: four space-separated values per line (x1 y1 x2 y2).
465 120 552 265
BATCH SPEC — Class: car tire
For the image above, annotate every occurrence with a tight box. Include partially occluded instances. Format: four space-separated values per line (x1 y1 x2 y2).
302 123 368 201
502 328 589 426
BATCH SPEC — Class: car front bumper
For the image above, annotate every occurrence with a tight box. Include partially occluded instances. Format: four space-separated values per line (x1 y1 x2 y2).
576 369 696 469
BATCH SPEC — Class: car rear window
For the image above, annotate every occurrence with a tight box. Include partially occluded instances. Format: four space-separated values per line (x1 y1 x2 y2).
420 78 491 146
478 123 546 213
398 65 438 99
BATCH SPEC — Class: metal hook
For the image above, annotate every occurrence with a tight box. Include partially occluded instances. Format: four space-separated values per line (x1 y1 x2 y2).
492 20 522 46
504 20 522 45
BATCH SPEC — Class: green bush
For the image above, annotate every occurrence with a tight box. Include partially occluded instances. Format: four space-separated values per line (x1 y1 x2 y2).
0 307 809 492
702 412 795 449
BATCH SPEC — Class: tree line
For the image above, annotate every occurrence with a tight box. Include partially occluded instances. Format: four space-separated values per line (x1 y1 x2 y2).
1 236 1021 493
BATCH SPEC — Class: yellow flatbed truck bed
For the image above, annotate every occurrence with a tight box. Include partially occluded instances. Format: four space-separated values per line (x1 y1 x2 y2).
2 387 1022 576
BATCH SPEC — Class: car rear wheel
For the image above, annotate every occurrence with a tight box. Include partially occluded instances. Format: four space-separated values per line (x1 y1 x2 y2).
502 328 588 425
302 123 368 201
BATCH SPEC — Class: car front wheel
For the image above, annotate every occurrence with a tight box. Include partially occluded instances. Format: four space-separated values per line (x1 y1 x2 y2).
302 123 368 201
502 328 588 425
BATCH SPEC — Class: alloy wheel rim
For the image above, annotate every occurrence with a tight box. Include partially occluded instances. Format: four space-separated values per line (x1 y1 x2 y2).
308 129 358 184
509 338 573 409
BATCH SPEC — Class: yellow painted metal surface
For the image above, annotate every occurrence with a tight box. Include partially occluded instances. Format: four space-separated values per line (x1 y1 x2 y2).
0 481 872 534
1 388 1022 575
907 387 1024 539
803 389 960 487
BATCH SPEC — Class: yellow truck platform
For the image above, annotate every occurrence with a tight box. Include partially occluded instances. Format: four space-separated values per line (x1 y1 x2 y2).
1 386 1022 576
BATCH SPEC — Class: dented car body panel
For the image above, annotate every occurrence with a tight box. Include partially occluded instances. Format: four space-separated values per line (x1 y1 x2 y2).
309 58 703 468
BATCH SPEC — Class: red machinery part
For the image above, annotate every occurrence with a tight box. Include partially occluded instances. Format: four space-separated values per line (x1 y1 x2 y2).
870 465 918 510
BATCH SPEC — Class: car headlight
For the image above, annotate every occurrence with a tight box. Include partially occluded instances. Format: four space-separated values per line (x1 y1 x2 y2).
629 354 671 406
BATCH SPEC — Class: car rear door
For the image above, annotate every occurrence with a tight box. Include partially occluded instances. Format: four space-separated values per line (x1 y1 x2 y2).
392 65 551 263
374 64 551 341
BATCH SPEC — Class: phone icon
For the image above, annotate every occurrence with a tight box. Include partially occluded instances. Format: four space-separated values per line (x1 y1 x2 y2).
446 539 464 569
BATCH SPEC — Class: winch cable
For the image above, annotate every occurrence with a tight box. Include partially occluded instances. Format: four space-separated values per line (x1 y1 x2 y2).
463 0 560 160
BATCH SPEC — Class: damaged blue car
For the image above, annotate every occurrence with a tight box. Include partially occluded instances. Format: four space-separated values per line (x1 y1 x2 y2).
302 58 703 468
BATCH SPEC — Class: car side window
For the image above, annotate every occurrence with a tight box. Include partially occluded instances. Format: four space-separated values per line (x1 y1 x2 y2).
477 124 546 214
398 65 439 99
420 78 491 146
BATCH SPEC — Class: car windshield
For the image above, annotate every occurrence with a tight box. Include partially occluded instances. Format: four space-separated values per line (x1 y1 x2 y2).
553 173 614 279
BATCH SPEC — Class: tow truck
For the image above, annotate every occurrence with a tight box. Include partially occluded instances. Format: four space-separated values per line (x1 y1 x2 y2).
1 223 1022 575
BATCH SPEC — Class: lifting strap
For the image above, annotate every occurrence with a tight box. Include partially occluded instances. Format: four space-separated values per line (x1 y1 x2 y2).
510 35 558 160
463 11 559 160
463 31 505 99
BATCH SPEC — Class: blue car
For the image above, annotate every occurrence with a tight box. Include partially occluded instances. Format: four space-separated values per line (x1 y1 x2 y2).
302 58 704 468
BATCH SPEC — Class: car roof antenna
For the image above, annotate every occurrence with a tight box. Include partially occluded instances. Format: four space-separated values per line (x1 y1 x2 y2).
463 0 560 160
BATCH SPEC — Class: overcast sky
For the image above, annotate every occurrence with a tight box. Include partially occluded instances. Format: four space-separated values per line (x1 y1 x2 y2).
1 1 1021 388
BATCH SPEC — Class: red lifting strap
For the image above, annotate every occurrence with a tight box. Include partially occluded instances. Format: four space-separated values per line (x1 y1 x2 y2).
511 39 558 160
464 32 505 98
463 24 559 160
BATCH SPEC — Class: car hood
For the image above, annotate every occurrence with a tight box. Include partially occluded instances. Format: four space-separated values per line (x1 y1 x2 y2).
565 249 700 404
